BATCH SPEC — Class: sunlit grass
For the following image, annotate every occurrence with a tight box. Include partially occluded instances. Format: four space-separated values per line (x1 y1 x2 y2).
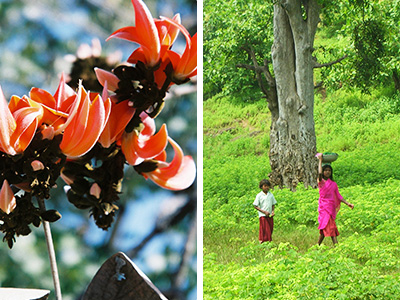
204 223 347 266
203 87 400 298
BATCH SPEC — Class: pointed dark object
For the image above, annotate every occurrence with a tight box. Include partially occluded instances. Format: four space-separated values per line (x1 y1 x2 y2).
0 288 49 300
82 252 168 300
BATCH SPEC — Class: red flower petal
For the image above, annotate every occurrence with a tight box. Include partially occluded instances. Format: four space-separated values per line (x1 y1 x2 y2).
10 106 42 153
134 123 168 158
0 86 17 155
0 180 16 214
99 100 135 148
121 123 168 165
146 138 196 190
94 68 120 92
107 0 160 66
60 86 111 158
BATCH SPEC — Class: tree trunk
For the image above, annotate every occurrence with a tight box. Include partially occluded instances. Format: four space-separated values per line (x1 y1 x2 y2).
269 0 320 190
393 69 400 92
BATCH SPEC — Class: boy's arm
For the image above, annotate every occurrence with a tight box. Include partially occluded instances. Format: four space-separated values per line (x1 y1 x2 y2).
254 205 269 216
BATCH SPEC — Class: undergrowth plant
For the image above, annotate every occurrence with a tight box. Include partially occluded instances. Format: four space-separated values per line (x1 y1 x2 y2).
204 87 400 299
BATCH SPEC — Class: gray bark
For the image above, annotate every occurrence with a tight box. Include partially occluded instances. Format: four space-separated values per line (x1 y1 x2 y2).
269 0 321 190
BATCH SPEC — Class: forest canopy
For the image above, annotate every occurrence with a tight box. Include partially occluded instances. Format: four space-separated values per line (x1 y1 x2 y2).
203 0 400 101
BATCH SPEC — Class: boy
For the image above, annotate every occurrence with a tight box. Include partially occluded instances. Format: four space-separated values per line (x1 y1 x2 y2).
253 179 277 243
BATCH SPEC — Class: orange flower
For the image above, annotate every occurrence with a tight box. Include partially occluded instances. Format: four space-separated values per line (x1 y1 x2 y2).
0 180 17 214
155 14 182 51
107 0 161 67
107 1 189 68
121 112 168 165
0 86 43 155
25 75 112 158
141 137 196 190
31 160 45 171
130 13 184 65
94 68 120 93
98 96 136 148
88 79 137 148
59 83 111 158
167 31 197 82
89 183 101 199
28 73 76 132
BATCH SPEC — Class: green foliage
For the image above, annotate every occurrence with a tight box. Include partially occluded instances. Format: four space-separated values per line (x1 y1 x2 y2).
317 0 400 93
204 180 400 299
352 19 386 92
203 0 273 100
315 90 400 147
204 0 400 104
204 241 400 299
204 83 400 298
203 2 400 297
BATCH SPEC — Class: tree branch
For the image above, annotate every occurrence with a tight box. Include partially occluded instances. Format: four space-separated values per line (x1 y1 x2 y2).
236 45 278 116
314 81 323 89
236 63 257 72
313 54 348 68
38 198 62 300
236 45 275 97
305 0 321 42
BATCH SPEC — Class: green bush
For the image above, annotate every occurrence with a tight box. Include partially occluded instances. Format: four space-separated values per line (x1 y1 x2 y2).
204 87 400 299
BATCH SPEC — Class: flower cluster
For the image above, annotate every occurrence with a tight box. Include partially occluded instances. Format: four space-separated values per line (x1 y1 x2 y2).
0 0 196 247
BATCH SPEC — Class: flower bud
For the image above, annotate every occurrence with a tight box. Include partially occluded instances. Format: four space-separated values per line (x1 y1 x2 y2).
41 210 62 222
0 180 16 214
31 160 45 171
90 183 101 199
40 125 55 140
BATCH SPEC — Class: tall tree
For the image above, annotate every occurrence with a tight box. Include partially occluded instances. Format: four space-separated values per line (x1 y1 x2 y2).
267 0 321 190
204 0 327 190
238 0 322 190
204 0 397 190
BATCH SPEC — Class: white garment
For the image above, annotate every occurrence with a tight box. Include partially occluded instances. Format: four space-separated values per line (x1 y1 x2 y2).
253 191 277 218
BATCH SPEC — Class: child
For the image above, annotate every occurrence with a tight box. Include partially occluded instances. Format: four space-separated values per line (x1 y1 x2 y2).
253 179 277 243
316 153 354 246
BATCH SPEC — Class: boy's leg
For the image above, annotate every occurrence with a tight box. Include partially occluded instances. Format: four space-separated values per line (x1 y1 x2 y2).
259 217 267 243
267 217 273 241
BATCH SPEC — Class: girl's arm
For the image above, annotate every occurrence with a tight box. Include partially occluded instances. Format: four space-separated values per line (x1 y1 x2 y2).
271 205 275 216
335 186 354 209
340 199 354 209
316 153 323 182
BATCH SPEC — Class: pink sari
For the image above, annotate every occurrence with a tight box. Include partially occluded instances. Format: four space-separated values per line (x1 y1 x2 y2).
318 178 343 230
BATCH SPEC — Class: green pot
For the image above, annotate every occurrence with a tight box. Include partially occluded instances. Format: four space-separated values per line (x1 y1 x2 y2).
322 152 338 163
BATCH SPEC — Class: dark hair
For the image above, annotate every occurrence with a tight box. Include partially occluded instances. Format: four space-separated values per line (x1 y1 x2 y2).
259 179 271 189
322 164 333 180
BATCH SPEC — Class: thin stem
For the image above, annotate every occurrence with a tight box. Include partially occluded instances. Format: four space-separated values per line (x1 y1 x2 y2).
38 198 63 300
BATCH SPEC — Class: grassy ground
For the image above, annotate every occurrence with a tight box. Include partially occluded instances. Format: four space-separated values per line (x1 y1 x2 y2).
203 89 400 299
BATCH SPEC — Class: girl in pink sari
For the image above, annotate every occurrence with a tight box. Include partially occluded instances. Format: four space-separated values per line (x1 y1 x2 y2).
316 153 354 246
